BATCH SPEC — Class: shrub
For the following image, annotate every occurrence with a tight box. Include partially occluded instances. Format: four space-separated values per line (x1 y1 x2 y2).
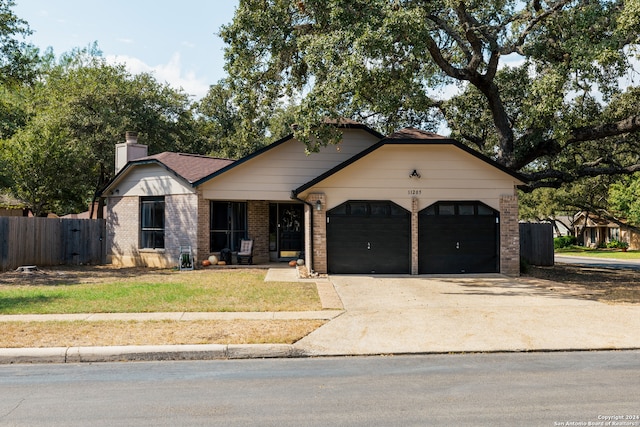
606 239 628 249
554 235 577 249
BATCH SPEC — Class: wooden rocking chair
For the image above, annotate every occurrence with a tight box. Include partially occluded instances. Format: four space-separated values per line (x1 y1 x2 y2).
236 239 254 265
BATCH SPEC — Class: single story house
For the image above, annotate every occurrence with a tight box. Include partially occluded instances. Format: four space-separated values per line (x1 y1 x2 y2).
102 124 525 275
573 211 639 250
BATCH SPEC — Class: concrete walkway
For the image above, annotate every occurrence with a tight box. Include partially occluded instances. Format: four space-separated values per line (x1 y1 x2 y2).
2 268 640 363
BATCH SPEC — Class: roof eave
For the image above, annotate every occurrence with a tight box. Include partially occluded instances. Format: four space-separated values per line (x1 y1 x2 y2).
293 138 528 197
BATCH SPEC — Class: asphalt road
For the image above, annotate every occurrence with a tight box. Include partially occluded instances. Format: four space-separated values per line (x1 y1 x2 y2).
1 351 639 426
556 254 640 270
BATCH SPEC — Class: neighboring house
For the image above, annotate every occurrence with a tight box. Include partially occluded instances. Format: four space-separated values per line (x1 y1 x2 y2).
0 193 29 217
102 124 525 276
573 211 639 250
61 203 106 219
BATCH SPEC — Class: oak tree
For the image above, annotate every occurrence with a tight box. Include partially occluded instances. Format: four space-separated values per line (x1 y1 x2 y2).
221 0 640 190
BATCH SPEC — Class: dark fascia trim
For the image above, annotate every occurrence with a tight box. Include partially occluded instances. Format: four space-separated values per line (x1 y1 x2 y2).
192 123 384 187
292 137 527 197
101 159 193 197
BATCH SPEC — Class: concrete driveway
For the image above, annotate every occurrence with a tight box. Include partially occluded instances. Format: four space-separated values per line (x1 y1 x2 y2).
295 274 640 356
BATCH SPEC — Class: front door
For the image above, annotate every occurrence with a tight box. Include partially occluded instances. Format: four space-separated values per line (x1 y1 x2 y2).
269 203 304 260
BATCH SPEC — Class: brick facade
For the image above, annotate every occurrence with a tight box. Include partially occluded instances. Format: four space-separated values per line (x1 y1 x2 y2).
306 193 327 274
247 201 270 264
106 195 138 265
499 193 520 276
106 193 198 268
195 188 210 264
411 197 419 275
164 193 199 266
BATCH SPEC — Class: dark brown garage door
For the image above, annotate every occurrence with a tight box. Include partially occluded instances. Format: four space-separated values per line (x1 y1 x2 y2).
419 201 499 274
327 201 410 274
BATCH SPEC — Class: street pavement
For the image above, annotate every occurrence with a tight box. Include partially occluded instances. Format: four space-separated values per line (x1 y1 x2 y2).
2 266 640 363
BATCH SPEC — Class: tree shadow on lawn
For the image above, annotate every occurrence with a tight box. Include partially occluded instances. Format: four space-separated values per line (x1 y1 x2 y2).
0 266 157 286
0 294 59 313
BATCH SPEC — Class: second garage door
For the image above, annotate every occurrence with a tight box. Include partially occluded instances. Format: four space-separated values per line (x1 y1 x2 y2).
327 201 411 274
419 201 499 274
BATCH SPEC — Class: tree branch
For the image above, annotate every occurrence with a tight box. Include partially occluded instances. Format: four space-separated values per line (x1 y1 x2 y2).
569 115 640 144
426 14 472 63
453 3 485 72
522 163 640 191
502 0 573 55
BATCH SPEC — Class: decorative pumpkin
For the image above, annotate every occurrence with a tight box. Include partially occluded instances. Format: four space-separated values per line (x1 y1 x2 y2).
202 259 211 267
289 260 297 267
208 255 218 264
218 261 226 266
296 259 304 266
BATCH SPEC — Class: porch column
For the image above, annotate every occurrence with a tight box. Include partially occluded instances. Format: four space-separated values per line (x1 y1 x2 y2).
306 193 327 274
499 193 520 276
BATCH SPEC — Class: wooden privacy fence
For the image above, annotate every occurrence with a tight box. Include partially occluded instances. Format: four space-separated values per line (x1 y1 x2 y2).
519 222 554 266
0 217 106 271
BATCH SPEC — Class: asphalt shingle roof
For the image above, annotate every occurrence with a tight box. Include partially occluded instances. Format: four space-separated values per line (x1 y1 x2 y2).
140 152 235 184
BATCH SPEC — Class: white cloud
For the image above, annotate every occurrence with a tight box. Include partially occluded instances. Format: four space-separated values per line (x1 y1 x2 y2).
105 52 210 99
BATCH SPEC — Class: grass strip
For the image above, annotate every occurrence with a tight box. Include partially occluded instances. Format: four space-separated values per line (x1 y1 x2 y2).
0 319 326 348
0 269 321 315
556 248 640 260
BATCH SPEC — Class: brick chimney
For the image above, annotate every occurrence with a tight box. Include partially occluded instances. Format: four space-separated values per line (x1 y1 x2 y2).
115 131 148 173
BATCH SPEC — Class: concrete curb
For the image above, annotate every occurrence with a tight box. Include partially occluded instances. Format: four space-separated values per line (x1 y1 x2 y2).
0 344 303 364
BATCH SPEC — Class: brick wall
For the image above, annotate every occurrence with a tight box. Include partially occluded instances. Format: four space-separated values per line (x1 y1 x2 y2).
306 193 327 274
499 193 520 276
248 201 270 264
196 188 210 264
106 195 139 266
164 193 198 266
106 193 198 268
411 197 419 275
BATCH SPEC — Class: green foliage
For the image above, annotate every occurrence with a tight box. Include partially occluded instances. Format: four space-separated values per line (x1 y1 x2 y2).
0 0 39 86
194 80 300 159
1 46 197 215
609 175 640 226
606 239 628 249
0 122 92 216
554 235 577 249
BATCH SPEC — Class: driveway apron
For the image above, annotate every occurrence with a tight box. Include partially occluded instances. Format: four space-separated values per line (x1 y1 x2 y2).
295 275 640 356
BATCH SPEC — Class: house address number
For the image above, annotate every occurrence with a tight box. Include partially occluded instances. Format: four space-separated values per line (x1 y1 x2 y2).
407 189 422 195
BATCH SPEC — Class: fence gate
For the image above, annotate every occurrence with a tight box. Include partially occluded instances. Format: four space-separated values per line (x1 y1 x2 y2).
519 223 554 266
0 217 106 271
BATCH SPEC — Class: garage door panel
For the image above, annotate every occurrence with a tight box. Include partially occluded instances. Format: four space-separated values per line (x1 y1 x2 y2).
327 201 410 274
419 202 499 274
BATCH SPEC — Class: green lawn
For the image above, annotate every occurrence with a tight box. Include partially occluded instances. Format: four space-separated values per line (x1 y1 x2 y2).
556 247 640 260
0 269 321 315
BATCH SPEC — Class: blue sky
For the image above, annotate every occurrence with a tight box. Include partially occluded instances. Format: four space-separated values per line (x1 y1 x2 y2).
14 0 239 100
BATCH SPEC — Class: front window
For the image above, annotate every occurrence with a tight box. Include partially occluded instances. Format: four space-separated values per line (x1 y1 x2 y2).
140 197 164 249
210 201 247 252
